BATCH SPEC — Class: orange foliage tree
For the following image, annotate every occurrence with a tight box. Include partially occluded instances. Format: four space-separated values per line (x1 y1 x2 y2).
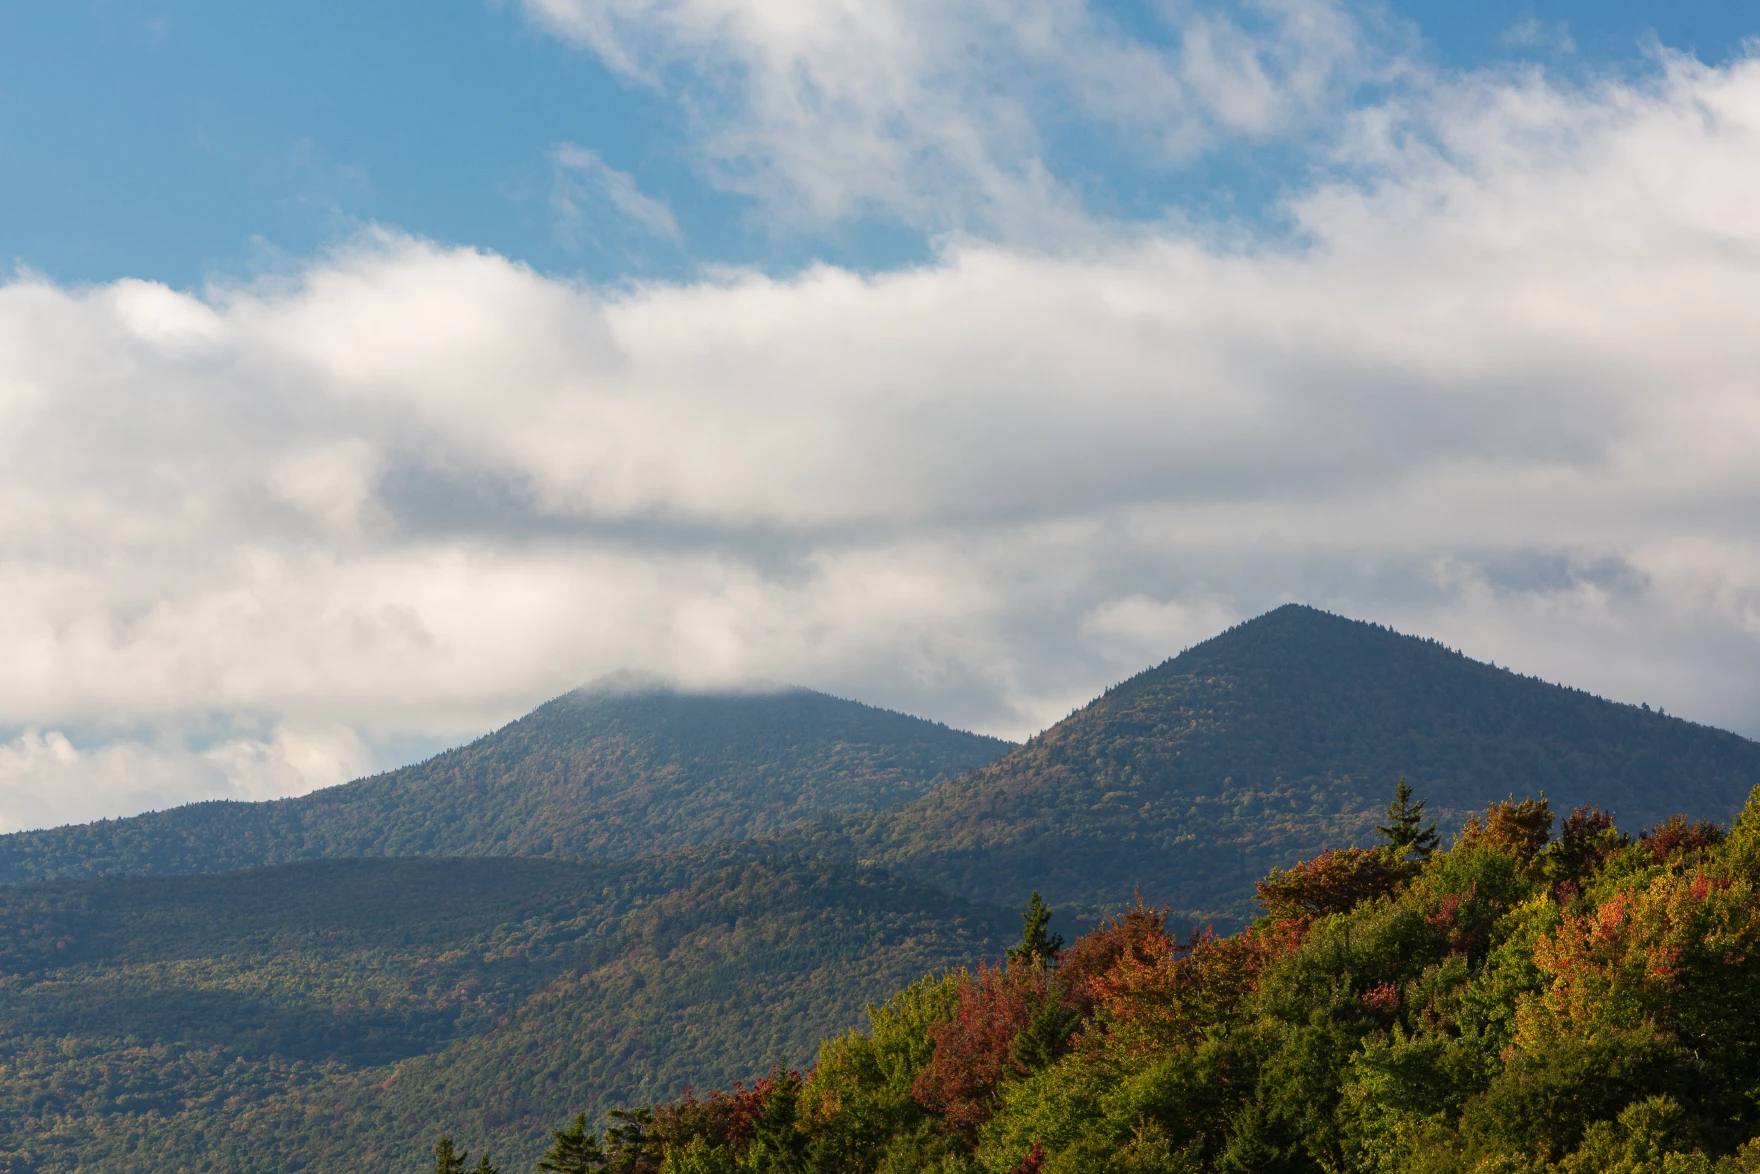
1254 846 1408 927
1517 869 1760 1052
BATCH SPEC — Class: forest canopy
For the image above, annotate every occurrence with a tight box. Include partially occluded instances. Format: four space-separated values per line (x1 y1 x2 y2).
508 784 1760 1173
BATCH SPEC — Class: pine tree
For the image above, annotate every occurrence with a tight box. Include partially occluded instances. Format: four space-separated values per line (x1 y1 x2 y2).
604 1107 655 1173
472 1155 498 1174
434 1137 469 1174
741 1075 807 1173
1376 779 1439 862
537 1113 607 1173
1006 891 1064 965
1011 988 1082 1070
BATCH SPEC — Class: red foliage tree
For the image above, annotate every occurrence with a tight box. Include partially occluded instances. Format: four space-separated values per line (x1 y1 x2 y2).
1055 895 1171 1018
651 1068 794 1155
911 961 1057 1136
1641 814 1725 863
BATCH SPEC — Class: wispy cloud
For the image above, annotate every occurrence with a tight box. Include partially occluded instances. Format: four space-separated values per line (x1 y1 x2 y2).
517 0 1385 239
550 143 681 247
1503 15 1576 54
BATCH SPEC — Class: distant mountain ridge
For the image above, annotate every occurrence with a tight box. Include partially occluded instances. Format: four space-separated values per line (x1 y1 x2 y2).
0 683 1012 884
850 604 1760 922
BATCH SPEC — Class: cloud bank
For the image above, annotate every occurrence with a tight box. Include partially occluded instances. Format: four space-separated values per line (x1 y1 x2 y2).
4 27 1760 829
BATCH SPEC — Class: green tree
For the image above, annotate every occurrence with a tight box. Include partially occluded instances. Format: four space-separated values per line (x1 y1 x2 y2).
605 1106 658 1172
1376 779 1439 862
473 1154 499 1174
802 972 966 1168
1010 987 1082 1070
539 1113 607 1173
434 1137 469 1174
1006 891 1063 965
740 1075 808 1173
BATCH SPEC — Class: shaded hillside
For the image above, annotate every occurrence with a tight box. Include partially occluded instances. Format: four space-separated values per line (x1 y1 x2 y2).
0 682 1011 884
0 849 1012 1173
853 605 1760 922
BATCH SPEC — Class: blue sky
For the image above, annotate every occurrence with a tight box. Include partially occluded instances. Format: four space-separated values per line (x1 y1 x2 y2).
3 1 1753 288
3 0 1760 829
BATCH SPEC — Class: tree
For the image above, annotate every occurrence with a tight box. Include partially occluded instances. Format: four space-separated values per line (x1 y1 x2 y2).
538 1113 607 1173
912 961 1060 1135
1006 891 1064 965
1010 987 1082 1070
1545 806 1623 883
605 1106 658 1172
1460 795 1553 865
434 1137 469 1174
739 1074 808 1173
1376 779 1439 862
473 1154 499 1174
1255 847 1407 925
1640 814 1724 863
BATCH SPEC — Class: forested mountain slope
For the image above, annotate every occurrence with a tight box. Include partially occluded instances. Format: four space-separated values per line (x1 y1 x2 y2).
568 793 1760 1174
0 683 1011 884
853 605 1760 922
0 847 1012 1173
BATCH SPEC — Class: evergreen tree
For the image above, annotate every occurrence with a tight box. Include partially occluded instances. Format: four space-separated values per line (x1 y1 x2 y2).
1011 989 1082 1070
434 1137 469 1174
472 1154 498 1174
604 1107 655 1173
537 1114 606 1173
741 1075 808 1173
1376 778 1439 862
1006 891 1064 965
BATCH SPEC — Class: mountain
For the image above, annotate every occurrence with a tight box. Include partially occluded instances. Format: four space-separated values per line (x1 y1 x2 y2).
851 604 1760 923
0 682 1012 884
0 847 1013 1173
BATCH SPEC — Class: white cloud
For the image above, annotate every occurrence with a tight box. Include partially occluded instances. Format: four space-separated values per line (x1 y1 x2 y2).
266 440 383 532
550 143 682 246
0 724 371 833
517 0 1379 236
1083 596 1238 658
1503 16 1574 54
3 52 1760 826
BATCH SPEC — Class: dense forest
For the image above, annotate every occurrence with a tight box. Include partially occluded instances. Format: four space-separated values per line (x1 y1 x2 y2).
0 685 1011 884
0 848 1011 1172
515 786 1760 1174
843 605 1760 924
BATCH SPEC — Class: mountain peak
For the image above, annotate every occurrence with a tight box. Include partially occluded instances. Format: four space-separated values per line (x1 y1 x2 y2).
0 685 1011 884
1170 603 1447 671
570 671 797 698
869 607 1760 922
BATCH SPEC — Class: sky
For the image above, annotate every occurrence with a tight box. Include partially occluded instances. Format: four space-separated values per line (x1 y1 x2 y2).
1 0 1759 831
